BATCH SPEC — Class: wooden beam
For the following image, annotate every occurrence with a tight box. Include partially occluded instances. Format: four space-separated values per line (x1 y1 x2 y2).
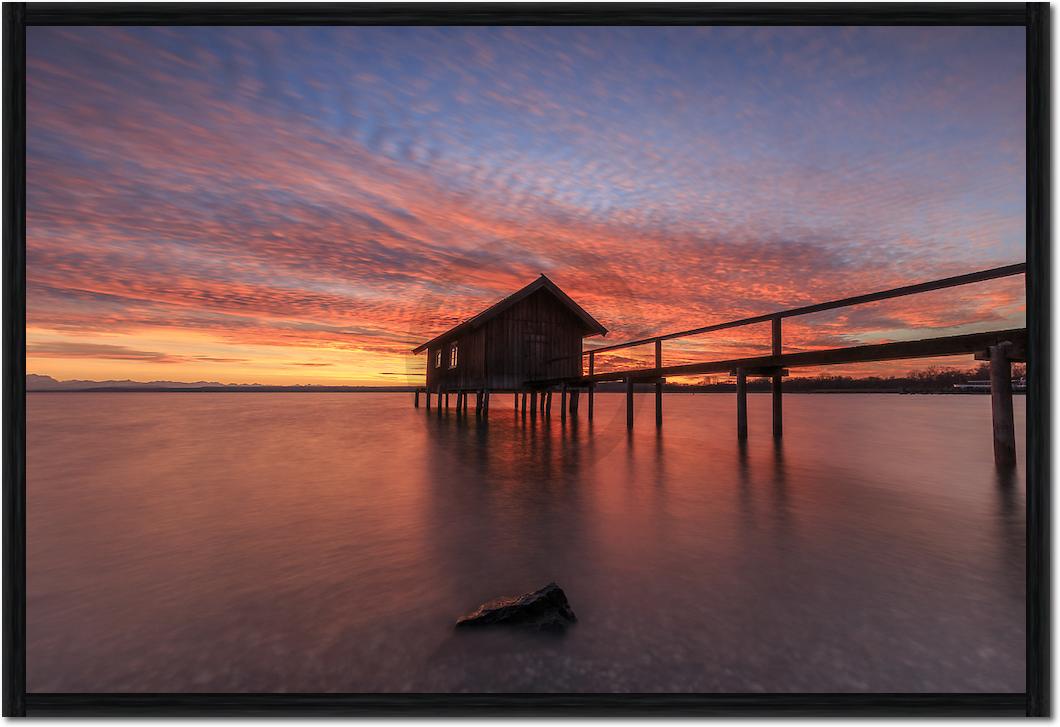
568 328 1028 385
990 344 1017 468
736 370 748 440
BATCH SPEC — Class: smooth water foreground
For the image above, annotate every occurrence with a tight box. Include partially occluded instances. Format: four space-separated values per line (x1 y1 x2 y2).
27 392 1025 693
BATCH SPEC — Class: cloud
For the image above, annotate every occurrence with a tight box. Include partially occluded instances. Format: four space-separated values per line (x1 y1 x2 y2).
25 27 1026 382
28 342 188 363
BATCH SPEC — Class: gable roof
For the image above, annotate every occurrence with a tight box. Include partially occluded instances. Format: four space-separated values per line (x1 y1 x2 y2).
411 275 607 354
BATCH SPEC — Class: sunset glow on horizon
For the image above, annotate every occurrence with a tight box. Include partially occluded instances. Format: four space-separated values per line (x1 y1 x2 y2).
27 26 1026 385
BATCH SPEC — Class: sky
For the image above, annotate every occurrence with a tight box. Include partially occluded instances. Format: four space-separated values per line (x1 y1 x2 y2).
27 26 1026 385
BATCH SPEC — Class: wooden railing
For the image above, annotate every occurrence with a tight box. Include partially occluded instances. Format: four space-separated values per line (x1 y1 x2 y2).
582 263 1026 378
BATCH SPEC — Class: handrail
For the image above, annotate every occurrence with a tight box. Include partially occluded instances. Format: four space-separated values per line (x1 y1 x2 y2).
583 263 1026 362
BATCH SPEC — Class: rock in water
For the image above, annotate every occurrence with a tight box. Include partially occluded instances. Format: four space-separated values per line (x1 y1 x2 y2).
455 583 577 631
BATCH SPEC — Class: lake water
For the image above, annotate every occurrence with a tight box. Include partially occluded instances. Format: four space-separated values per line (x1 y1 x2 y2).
27 392 1025 693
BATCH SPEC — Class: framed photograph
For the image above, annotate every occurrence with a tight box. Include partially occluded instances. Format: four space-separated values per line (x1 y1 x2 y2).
3 2 1049 717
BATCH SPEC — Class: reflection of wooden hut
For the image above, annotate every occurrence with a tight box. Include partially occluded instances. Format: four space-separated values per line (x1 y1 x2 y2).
412 275 606 402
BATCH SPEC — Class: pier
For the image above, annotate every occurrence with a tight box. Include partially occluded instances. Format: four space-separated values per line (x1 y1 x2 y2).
415 263 1026 468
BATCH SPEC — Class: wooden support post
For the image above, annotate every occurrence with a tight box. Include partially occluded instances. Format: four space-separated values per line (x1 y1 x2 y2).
654 340 663 427
588 384 594 421
437 387 443 416
771 373 783 437
475 390 483 417
655 380 663 427
425 388 431 410
521 391 527 414
589 351 595 377
561 386 567 422
514 392 518 409
772 316 782 356
736 369 748 439
990 343 1016 468
570 390 580 415
414 389 420 408
546 391 552 415
540 391 546 413
530 391 537 415
445 392 450 409
483 390 490 414
625 377 634 429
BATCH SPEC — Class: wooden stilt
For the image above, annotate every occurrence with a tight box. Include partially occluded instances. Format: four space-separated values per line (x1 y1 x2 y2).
570 390 580 416
445 392 450 409
414 390 420 408
514 392 518 409
623 379 631 430
588 384 595 421
540 391 546 413
475 390 483 417
655 380 663 427
561 385 567 422
546 391 552 415
425 388 431 410
437 387 443 416
736 370 747 439
990 343 1016 467
530 391 537 415
771 372 783 437
484 390 490 414
521 391 527 414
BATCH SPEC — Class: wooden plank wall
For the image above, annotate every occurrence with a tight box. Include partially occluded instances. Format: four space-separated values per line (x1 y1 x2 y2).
425 289 585 391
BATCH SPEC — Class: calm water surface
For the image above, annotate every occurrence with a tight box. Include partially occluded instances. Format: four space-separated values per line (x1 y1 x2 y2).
27 392 1025 693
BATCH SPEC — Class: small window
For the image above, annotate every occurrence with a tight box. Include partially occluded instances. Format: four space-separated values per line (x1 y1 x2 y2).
435 349 442 368
449 344 459 369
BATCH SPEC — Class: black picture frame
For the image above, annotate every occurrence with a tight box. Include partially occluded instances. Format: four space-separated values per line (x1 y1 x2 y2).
2 2 1049 716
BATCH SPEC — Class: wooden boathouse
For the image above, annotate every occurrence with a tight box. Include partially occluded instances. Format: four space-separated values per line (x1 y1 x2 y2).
412 263 1027 468
411 275 607 413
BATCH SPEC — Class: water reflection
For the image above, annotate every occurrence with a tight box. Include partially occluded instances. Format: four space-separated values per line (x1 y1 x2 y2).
27 392 1025 693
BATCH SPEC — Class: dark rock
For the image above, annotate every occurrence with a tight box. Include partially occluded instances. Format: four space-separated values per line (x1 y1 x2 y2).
455 582 577 631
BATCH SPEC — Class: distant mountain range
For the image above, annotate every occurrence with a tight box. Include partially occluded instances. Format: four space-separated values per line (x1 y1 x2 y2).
26 374 416 393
